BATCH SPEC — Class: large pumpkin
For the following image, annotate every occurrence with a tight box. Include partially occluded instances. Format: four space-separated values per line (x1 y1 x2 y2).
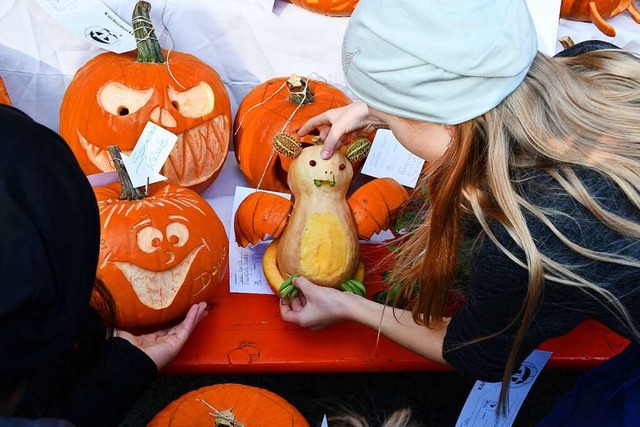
148 383 310 426
560 0 640 37
60 1 231 193
0 75 11 105
289 0 359 16
94 148 228 328
233 74 359 193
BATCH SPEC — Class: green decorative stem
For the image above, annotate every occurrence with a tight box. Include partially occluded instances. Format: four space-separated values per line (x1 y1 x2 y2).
107 146 145 201
133 1 165 63
287 74 315 105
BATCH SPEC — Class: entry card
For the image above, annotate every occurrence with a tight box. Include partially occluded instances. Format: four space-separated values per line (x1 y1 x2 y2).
121 122 178 188
456 350 553 427
34 0 136 53
228 186 292 295
360 129 424 188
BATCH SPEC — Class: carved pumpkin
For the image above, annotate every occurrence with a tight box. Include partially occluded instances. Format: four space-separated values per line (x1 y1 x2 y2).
148 383 310 426
233 75 361 193
94 147 228 328
60 1 231 193
0 75 10 105
289 0 359 16
560 0 640 37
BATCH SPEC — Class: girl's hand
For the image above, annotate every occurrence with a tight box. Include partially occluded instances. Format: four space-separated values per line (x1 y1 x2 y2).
279 276 356 330
297 101 386 160
116 301 208 370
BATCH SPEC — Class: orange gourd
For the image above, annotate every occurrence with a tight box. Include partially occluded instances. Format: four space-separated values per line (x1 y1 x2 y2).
560 0 640 37
94 147 228 328
147 383 310 426
348 177 410 240
234 191 292 247
0 75 11 105
60 1 231 193
233 74 359 193
289 0 359 16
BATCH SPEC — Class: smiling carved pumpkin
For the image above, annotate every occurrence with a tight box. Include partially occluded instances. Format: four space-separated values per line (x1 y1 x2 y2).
60 1 231 193
94 168 228 328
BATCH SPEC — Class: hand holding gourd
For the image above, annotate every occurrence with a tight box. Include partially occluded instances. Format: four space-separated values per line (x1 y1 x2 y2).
297 101 386 159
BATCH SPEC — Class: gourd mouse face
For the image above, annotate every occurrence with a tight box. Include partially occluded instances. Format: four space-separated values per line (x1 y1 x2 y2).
287 145 353 196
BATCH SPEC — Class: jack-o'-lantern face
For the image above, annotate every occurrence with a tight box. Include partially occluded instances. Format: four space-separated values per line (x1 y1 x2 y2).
61 50 231 193
94 183 228 328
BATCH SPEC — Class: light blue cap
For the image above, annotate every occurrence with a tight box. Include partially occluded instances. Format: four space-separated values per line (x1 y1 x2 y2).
342 0 538 125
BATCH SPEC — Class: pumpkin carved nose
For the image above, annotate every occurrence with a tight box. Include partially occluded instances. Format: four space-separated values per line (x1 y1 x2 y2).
150 106 177 128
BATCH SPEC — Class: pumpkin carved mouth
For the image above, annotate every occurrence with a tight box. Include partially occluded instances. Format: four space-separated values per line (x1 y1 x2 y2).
112 242 207 310
78 114 230 187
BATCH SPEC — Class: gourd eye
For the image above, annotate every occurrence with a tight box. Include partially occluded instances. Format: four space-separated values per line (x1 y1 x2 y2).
309 160 317 167
339 163 346 170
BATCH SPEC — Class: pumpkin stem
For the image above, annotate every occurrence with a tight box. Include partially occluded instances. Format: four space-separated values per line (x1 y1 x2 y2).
107 145 146 201
559 36 574 50
287 74 315 105
132 1 165 64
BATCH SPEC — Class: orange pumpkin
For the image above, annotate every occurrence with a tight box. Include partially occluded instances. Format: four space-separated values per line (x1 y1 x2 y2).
60 1 231 193
234 191 293 247
348 177 410 240
289 0 359 16
0 75 11 105
148 383 310 426
560 0 640 37
94 147 228 328
233 74 360 193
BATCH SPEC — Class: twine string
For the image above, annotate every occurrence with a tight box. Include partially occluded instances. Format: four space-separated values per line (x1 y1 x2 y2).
196 399 245 427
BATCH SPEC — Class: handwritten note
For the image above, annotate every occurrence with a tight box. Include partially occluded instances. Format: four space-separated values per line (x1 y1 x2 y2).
360 129 424 188
228 186 292 294
121 122 178 188
456 350 552 427
34 0 136 53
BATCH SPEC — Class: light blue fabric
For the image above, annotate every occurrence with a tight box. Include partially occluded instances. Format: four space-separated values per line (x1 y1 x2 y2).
342 0 538 125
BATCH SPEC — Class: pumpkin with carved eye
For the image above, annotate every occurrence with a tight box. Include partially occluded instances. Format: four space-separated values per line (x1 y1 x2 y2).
234 74 366 193
94 181 228 328
288 0 359 16
0 75 11 105
60 1 231 193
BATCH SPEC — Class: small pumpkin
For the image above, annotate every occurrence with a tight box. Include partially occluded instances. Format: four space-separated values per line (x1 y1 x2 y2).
233 74 365 193
348 177 411 240
288 0 359 16
94 146 228 328
147 383 310 426
0 75 11 105
560 0 640 37
60 1 231 193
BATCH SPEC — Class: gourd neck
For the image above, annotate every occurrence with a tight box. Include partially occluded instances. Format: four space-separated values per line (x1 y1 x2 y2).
107 146 146 201
287 74 314 105
133 1 165 64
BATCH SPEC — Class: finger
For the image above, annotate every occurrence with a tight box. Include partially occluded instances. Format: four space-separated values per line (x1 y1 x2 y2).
291 276 314 293
298 113 330 137
321 128 348 159
290 295 305 311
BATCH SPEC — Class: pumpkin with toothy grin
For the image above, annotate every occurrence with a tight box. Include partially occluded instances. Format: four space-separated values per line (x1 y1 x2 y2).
60 2 231 193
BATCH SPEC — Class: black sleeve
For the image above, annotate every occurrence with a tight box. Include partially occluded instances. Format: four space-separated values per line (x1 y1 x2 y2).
53 337 157 427
442 231 589 382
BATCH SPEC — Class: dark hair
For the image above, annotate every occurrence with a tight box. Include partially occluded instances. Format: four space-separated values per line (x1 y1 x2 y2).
1 279 117 417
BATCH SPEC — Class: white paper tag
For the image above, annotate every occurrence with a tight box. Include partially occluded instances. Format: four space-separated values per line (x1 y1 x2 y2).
120 122 178 188
34 0 137 53
456 350 553 427
360 129 424 188
320 414 329 427
229 186 292 294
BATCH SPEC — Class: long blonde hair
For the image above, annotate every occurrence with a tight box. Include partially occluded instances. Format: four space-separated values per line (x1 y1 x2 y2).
389 50 640 408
